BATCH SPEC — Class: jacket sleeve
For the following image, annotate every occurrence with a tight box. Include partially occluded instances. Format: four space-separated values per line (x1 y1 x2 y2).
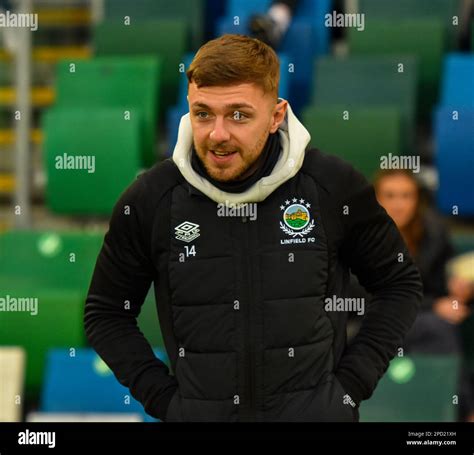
84 174 178 420
418 222 455 311
335 166 423 406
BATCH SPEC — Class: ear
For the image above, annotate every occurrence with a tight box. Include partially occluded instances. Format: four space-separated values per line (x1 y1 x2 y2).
269 99 288 133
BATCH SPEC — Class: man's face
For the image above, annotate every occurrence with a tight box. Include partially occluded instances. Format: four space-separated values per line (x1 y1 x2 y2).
188 81 287 182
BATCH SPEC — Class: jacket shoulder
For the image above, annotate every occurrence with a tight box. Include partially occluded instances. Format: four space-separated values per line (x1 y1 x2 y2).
139 158 184 195
113 158 183 216
301 148 368 200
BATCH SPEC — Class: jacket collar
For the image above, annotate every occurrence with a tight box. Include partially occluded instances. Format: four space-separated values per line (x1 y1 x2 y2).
172 99 311 204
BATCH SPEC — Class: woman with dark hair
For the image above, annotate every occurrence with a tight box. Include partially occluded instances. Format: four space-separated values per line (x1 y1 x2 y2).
372 169 474 421
373 169 471 352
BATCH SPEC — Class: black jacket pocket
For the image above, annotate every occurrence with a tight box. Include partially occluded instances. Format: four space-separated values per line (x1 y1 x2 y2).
164 389 182 422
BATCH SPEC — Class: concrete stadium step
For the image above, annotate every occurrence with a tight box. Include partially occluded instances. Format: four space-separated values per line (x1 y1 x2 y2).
0 46 91 63
0 128 42 145
0 87 54 107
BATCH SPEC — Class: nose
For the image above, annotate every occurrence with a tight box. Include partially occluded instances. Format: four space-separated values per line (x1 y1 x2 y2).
209 116 231 143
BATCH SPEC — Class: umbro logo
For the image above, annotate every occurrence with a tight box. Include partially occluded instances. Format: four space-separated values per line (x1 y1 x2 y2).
175 221 200 243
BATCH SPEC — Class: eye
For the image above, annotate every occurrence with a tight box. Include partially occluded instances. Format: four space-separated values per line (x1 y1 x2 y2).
195 111 209 120
232 111 247 121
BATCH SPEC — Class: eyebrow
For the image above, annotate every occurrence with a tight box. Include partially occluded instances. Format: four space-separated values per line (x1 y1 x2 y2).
191 102 256 111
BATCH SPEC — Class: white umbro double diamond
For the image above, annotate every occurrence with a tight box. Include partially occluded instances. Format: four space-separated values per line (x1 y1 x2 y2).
175 221 200 243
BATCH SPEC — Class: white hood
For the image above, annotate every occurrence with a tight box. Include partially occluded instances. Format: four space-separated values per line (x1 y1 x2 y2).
172 100 311 204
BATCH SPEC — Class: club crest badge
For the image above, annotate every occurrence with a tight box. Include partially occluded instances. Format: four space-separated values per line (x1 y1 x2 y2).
279 198 315 243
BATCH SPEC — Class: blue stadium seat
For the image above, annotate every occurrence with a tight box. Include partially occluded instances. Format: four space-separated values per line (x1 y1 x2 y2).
166 106 187 156
435 107 474 215
215 0 331 113
163 53 193 149
41 348 170 421
223 0 330 55
177 53 195 108
216 17 313 113
293 0 331 56
278 19 314 113
225 0 271 26
441 53 474 108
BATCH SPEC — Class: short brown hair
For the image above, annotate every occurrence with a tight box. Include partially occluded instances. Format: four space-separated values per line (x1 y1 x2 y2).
187 34 280 99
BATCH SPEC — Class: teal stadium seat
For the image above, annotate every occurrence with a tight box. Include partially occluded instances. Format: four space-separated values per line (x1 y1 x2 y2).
358 0 461 49
103 0 204 51
312 55 417 154
349 19 445 119
93 20 188 116
360 354 460 421
302 106 401 181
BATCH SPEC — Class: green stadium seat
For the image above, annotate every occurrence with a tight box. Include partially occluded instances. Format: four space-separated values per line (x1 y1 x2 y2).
358 0 461 49
312 55 417 154
0 347 25 422
349 19 446 119
0 289 87 398
103 0 204 51
43 107 141 215
0 109 10 128
54 57 160 166
302 106 401 180
0 230 104 396
0 62 11 85
360 354 460 421
93 20 188 115
0 230 104 289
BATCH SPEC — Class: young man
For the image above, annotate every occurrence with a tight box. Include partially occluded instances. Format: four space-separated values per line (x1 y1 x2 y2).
84 34 422 422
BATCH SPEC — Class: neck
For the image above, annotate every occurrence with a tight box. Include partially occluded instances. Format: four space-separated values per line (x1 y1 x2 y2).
191 132 281 194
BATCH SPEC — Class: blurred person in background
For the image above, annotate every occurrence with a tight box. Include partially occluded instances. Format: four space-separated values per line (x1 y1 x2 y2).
374 169 474 421
248 0 300 49
373 169 473 353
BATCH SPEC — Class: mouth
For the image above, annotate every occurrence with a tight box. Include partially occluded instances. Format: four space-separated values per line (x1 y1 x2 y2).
210 150 237 157
208 149 238 164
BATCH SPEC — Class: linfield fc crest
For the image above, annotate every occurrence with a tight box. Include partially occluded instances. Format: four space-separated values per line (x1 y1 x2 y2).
279 198 315 244
175 221 200 243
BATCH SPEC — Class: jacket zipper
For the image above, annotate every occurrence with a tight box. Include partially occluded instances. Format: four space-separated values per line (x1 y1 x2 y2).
241 215 256 421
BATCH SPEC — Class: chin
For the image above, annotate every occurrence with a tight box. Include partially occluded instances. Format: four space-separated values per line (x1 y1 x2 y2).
208 170 239 182
204 162 243 182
